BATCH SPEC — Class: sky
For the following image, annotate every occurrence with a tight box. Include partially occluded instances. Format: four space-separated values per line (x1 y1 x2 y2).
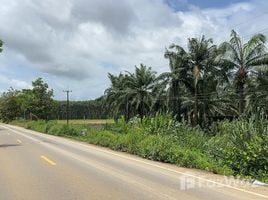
0 0 267 100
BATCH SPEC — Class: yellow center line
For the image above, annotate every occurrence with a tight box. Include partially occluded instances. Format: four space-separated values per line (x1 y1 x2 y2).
17 139 22 144
41 155 57 166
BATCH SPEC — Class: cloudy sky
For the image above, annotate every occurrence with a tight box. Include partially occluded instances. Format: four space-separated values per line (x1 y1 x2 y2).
0 0 267 100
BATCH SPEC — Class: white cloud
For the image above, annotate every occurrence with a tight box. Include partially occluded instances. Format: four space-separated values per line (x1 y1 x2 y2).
0 75 32 90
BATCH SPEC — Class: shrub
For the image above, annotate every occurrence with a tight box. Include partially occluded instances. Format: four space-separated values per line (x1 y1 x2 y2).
206 117 268 182
26 120 47 132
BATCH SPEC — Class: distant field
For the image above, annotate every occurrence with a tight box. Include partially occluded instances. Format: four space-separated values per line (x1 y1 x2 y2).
56 119 115 125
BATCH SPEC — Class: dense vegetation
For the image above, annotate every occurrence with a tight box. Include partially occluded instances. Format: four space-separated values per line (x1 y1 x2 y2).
54 97 109 120
0 78 54 122
11 115 268 183
1 30 268 182
105 31 268 127
0 80 108 122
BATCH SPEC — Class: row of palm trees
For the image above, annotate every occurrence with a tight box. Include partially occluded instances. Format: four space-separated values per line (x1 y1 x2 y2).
105 30 268 127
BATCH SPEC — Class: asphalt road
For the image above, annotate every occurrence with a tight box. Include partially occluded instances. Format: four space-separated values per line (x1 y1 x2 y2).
0 124 267 200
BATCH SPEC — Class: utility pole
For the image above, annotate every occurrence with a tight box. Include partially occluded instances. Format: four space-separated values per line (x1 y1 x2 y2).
63 89 72 126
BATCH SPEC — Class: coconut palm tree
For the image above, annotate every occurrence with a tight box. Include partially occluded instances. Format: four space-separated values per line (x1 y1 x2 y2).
219 30 268 114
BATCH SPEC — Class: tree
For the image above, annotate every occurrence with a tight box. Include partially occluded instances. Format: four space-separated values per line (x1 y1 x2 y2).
187 36 219 125
162 44 190 121
105 73 130 120
105 64 158 120
20 78 54 120
125 64 157 119
245 68 268 117
219 30 268 114
163 36 228 126
0 88 21 122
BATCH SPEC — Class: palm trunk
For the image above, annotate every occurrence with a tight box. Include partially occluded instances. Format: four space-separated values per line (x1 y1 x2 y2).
125 97 130 121
171 80 181 121
194 85 198 126
139 95 144 122
238 82 245 115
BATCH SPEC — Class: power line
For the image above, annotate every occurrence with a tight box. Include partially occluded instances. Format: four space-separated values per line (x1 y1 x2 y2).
242 28 268 40
232 12 268 30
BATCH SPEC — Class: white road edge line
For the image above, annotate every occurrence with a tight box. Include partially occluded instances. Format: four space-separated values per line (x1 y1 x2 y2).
2 124 268 199
2 125 176 200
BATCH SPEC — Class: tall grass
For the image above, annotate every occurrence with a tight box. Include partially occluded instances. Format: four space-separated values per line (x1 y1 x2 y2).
206 116 268 182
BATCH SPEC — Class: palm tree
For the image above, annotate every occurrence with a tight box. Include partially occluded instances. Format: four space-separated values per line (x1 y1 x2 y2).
105 64 157 120
245 68 268 117
219 30 268 114
105 73 130 120
161 44 190 121
124 64 157 119
187 36 218 125
163 36 228 126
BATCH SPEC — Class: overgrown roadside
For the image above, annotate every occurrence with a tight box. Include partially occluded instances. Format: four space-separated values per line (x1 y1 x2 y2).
10 115 268 183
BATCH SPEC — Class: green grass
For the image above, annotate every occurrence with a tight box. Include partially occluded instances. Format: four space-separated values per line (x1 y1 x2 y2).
9 116 268 183
55 119 115 125
10 118 232 176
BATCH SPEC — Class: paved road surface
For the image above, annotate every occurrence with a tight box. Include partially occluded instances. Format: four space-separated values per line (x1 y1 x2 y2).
0 124 267 200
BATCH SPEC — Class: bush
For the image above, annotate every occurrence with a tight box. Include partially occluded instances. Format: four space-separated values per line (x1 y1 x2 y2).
26 120 47 132
58 125 80 136
206 117 268 182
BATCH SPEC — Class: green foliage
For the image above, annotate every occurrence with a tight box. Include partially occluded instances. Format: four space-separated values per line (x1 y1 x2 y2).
219 30 268 114
25 120 55 133
11 117 234 177
104 30 268 128
127 114 208 151
53 96 110 120
16 78 54 120
105 64 161 120
11 116 267 184
0 89 22 122
207 117 268 182
2 30 268 183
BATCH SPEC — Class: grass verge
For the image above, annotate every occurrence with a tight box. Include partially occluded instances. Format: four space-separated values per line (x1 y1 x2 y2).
9 116 268 183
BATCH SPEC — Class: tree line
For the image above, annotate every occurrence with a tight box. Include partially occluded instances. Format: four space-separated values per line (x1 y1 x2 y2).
0 78 108 122
0 30 268 126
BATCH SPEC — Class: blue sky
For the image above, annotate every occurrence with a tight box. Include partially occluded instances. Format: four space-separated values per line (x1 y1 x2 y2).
0 0 267 100
165 0 247 10
187 0 246 8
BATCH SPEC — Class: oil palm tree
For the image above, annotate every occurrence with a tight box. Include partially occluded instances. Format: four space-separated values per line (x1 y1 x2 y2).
105 64 157 120
105 73 130 120
161 44 190 121
187 36 219 125
124 64 157 119
245 68 268 117
219 30 268 114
